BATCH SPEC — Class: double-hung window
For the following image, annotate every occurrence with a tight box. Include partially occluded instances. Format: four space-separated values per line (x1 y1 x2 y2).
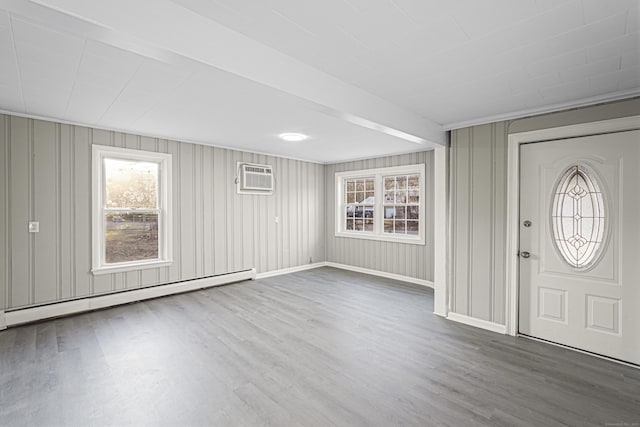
335 164 425 244
92 145 172 275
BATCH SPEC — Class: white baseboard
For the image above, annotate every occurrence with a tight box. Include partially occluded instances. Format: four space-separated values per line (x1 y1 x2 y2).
325 262 434 289
4 269 255 328
0 310 6 330
255 262 325 279
255 261 433 289
446 312 507 334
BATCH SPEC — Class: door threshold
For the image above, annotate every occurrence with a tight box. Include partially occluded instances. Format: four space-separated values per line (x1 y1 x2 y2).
518 334 639 369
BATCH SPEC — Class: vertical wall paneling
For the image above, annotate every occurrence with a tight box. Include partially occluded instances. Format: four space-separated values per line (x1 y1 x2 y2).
325 151 435 282
307 161 313 263
466 128 473 317
234 151 242 270
201 146 213 276
492 122 507 324
59 125 72 297
193 144 202 278
227 149 234 272
452 128 470 315
240 152 252 271
291 160 298 267
33 120 58 304
74 126 93 298
317 162 325 265
253 155 261 273
10 117 29 307
0 116 8 311
168 140 181 283
449 98 639 325
470 125 493 320
449 130 456 312
0 113 325 311
451 123 506 321
281 157 289 268
179 142 194 279
213 147 227 274
28 120 34 304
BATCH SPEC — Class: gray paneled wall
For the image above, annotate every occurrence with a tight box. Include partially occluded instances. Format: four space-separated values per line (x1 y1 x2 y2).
450 123 508 323
449 97 640 325
325 152 434 282
0 114 325 311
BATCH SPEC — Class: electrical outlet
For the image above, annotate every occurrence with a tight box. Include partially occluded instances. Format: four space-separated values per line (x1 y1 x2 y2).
28 221 39 233
275 216 279 224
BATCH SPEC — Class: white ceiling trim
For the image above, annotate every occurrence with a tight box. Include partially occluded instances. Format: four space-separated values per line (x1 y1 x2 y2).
442 89 640 131
20 0 447 146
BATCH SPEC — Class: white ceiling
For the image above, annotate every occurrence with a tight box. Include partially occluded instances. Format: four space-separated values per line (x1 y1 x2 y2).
0 0 638 163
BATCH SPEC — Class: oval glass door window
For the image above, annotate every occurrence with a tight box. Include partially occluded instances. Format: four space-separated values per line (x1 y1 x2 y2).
551 164 606 268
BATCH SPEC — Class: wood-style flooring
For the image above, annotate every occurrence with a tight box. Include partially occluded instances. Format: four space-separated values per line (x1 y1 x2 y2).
1 267 639 426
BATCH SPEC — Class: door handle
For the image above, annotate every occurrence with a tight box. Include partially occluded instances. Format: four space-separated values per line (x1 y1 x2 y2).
520 251 530 258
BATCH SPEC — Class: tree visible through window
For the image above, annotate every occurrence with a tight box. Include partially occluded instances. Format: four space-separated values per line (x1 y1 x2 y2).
104 158 160 263
92 145 172 274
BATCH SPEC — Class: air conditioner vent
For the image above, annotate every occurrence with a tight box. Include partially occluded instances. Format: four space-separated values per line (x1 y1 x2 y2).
245 166 272 174
237 162 274 194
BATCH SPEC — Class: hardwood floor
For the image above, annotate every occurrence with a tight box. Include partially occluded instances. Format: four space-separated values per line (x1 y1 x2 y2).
1 267 638 426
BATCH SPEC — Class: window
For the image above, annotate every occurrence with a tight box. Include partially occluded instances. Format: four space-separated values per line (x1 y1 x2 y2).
345 177 375 232
335 164 426 244
383 174 420 236
92 145 172 275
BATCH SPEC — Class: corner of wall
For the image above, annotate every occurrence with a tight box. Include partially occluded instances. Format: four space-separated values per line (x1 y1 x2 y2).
322 162 329 264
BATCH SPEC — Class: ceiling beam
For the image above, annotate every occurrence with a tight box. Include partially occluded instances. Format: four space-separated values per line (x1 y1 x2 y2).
14 0 447 146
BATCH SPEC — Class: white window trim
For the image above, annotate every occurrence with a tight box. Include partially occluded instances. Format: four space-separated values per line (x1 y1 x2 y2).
92 145 173 275
335 164 426 245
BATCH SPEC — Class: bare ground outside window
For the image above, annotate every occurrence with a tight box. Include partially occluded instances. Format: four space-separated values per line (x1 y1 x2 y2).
105 212 158 263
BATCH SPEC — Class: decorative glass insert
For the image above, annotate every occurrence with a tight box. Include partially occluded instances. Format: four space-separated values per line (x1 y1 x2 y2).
551 164 605 268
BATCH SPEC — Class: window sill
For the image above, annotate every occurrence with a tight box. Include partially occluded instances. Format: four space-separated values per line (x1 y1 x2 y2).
92 260 173 276
335 231 425 245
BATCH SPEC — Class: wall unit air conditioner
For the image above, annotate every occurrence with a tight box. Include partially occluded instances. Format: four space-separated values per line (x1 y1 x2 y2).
237 162 274 194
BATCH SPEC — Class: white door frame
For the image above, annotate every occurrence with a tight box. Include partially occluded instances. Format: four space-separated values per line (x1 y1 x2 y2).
505 115 640 336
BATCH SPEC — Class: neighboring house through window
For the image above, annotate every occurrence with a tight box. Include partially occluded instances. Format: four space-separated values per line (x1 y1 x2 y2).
92 145 172 275
335 164 426 244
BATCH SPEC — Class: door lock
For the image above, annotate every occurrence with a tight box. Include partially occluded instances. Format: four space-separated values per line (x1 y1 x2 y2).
520 251 531 258
523 220 532 227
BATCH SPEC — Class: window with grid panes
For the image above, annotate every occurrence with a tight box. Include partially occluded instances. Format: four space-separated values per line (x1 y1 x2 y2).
335 164 425 245
383 174 420 236
344 177 375 232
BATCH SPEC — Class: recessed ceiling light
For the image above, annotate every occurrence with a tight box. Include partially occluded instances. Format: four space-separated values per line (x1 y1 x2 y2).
278 132 308 142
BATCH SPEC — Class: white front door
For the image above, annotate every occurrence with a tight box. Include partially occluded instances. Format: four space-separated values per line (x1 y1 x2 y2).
519 130 640 365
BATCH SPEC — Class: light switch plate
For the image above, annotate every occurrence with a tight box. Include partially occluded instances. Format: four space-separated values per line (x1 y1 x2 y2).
28 221 39 233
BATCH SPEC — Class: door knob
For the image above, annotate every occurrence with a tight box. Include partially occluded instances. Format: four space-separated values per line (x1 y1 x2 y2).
520 251 530 258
